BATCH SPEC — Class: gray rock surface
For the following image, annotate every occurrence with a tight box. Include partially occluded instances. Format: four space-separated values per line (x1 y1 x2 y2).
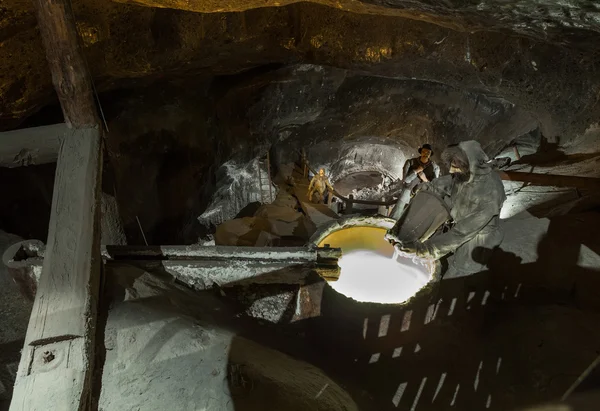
99 273 358 411
0 231 32 411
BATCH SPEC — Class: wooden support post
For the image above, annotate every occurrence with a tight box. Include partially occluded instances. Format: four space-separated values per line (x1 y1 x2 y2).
10 0 103 409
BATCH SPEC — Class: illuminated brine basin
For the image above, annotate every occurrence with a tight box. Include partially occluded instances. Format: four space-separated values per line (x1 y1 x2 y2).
312 217 437 304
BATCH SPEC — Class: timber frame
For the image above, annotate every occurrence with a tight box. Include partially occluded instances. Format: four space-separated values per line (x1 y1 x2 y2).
9 0 104 409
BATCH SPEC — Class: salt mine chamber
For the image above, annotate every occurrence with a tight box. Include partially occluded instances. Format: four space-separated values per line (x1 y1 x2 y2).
310 216 440 305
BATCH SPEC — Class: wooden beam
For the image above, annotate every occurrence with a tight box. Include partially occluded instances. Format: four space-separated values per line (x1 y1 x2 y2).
101 244 341 262
32 1 100 126
10 128 102 411
498 171 600 191
0 124 66 167
10 0 103 409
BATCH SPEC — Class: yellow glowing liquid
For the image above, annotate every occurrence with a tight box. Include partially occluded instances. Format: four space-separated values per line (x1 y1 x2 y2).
318 226 431 304
318 226 393 257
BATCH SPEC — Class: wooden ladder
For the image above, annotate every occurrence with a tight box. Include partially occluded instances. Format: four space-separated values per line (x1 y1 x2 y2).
257 151 274 204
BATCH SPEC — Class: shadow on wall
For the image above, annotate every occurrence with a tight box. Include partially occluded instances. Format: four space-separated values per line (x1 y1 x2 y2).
225 212 600 411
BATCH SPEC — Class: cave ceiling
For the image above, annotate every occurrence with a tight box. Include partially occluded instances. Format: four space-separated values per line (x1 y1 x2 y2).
1 0 600 142
110 0 600 45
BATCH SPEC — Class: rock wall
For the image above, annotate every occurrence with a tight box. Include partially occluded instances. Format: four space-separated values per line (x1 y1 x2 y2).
3 1 600 145
198 156 278 230
269 69 538 182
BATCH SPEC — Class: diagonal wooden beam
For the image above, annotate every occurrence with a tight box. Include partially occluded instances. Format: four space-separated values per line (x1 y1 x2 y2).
10 127 102 411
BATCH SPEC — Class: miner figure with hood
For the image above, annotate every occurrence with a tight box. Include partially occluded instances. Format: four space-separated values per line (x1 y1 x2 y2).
398 140 507 278
307 168 334 204
389 144 441 220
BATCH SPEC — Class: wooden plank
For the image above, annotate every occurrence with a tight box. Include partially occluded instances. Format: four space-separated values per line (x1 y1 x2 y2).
498 171 600 190
10 127 102 411
0 123 66 167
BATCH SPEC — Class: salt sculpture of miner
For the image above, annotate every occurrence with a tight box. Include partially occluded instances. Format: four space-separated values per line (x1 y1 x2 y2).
389 144 440 220
307 168 334 204
385 143 440 244
398 140 507 278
